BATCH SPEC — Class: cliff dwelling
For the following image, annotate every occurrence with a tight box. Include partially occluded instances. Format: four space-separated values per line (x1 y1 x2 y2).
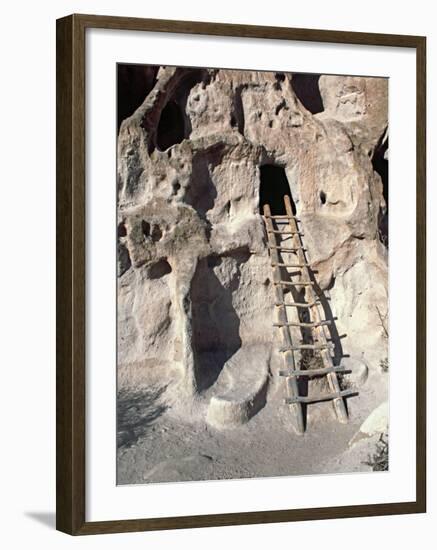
116 65 389 484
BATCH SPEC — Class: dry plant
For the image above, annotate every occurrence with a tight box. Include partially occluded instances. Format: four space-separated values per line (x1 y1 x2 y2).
376 305 389 373
376 305 388 339
364 433 389 471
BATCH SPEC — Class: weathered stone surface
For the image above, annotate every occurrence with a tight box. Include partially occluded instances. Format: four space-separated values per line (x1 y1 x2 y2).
349 401 389 446
206 345 270 429
341 357 369 388
117 67 388 411
317 75 388 154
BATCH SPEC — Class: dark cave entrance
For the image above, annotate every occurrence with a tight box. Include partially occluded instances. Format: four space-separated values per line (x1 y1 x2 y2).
372 131 389 247
259 164 296 216
291 73 324 115
117 64 158 132
156 100 186 151
155 69 206 152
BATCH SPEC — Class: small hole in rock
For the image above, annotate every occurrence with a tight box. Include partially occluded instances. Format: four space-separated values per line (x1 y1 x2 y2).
173 182 181 193
142 220 151 237
149 259 172 279
273 73 286 90
151 224 163 242
275 100 286 116
320 191 327 205
118 222 127 238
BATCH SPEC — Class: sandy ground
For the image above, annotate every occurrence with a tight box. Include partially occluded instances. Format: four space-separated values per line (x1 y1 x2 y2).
117 367 388 485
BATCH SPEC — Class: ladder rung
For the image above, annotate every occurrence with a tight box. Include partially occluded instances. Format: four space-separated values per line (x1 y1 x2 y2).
285 389 357 405
267 229 304 235
279 366 347 377
314 336 342 343
268 245 306 252
273 320 332 328
314 293 331 300
263 214 300 220
266 220 298 225
280 343 334 352
274 280 314 286
275 302 316 308
271 262 310 267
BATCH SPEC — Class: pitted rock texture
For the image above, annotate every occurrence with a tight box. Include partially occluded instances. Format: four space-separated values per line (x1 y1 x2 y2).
117 67 388 411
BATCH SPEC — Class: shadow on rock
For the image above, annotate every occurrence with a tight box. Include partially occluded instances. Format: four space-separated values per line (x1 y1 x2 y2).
117 385 168 448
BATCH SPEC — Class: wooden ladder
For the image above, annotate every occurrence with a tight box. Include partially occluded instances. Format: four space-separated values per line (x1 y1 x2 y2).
263 196 355 435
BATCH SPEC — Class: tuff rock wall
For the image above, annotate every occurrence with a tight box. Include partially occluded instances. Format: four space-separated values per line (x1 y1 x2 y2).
117 67 388 401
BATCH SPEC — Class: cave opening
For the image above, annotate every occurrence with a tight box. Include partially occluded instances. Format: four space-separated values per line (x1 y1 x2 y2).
259 164 296 216
372 131 389 247
291 73 324 115
117 64 158 131
156 100 185 151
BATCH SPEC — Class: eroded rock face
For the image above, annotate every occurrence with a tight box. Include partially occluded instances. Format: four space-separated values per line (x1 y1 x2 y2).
318 75 388 153
117 67 388 402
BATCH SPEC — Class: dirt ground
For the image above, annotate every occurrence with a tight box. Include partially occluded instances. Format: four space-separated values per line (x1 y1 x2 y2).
117 367 388 485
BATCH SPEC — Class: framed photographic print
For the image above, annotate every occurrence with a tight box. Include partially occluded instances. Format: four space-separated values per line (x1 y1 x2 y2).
56 14 426 535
